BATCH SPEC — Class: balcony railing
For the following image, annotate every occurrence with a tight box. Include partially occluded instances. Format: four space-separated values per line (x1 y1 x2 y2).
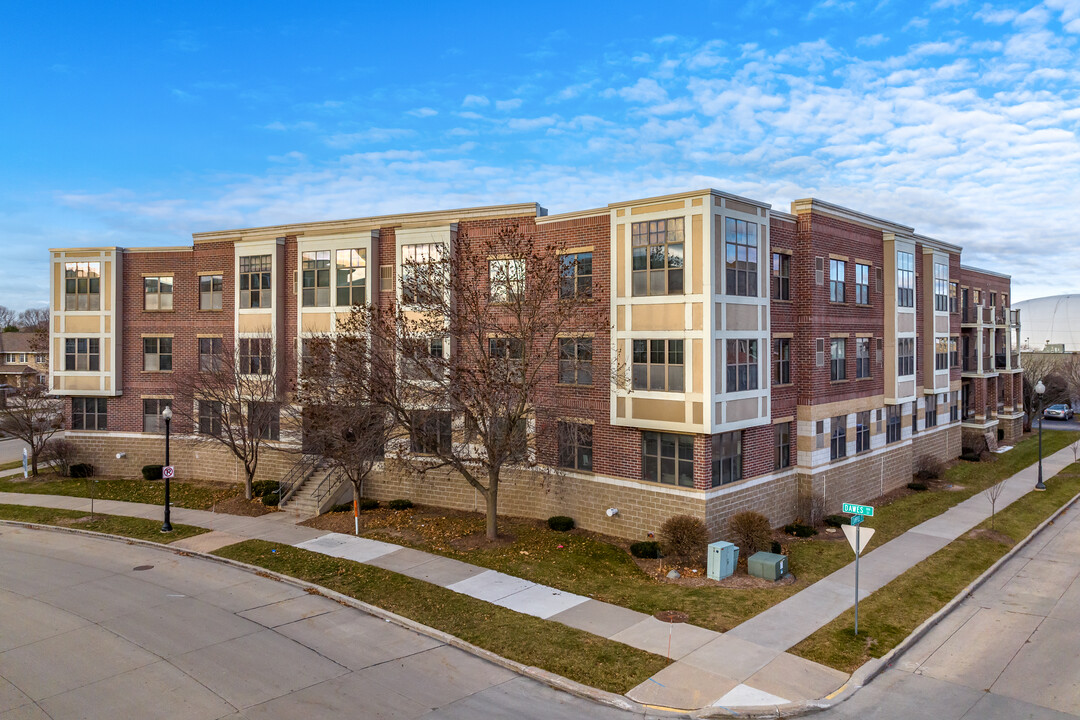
1010 309 1020 327
982 355 991 373
963 355 978 372
1011 352 1019 368
962 305 978 323
982 306 994 324
995 353 1006 369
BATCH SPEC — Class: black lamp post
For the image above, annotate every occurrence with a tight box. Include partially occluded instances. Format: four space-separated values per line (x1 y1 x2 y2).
1035 380 1046 491
161 405 173 532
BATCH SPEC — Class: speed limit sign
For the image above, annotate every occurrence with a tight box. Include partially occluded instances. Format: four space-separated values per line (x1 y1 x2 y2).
162 466 175 479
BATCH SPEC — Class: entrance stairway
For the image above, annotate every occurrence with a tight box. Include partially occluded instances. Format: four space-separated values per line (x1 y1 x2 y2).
278 455 348 517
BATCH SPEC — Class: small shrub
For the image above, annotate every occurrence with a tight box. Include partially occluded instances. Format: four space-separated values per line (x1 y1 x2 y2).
907 481 929 491
261 491 280 507
960 451 981 462
387 498 414 511
329 502 352 513
770 540 783 555
547 516 575 532
41 438 79 477
251 480 277 498
660 514 709 562
728 511 772 555
69 463 94 479
783 522 817 538
914 454 946 481
824 514 849 528
630 540 662 559
358 497 380 511
141 464 163 481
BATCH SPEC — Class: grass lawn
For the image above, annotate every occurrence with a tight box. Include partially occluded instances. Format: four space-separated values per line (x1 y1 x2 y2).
213 540 668 694
0 459 24 472
0 474 243 510
790 462 1080 673
342 430 1077 633
0 503 208 543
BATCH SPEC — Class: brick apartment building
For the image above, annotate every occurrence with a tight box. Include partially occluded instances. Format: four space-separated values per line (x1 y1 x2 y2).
47 189 1023 540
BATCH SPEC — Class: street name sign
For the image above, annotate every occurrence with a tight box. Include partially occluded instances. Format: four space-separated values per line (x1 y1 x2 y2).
842 502 874 517
850 514 863 525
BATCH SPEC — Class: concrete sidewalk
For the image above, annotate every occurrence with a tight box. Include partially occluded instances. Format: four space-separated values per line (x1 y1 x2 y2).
1 444 1076 713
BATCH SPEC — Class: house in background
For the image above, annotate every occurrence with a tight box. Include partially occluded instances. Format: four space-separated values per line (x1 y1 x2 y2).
0 331 48 390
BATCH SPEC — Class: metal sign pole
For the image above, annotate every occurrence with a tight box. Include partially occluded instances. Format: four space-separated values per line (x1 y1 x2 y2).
854 522 860 636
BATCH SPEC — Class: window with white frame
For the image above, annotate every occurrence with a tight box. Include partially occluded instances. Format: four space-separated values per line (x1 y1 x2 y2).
200 274 223 310
144 276 173 311
239 338 272 375
856 337 871 379
411 411 451 454
401 242 446 305
335 249 366 306
713 431 742 486
898 337 915 376
301 250 331 307
886 405 902 443
856 411 871 453
632 339 684 392
830 259 846 302
934 263 949 312
489 258 525 304
831 338 846 381
558 337 593 385
632 218 684 296
925 394 938 428
725 218 758 297
830 415 847 460
642 431 694 487
64 262 100 311
726 339 758 392
239 255 272 309
855 263 870 305
558 421 593 471
142 337 172 372
935 337 949 370
64 338 99 371
72 397 106 430
897 251 914 307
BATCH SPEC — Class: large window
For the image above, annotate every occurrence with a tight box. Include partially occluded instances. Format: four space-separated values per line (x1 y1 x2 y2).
632 218 684 296
199 337 223 372
411 411 452 454
72 398 106 430
142 337 173 372
557 421 593 472
886 405 902 443
142 398 173 433
144 276 173 311
301 250 331 307
336 249 367 306
898 337 915 376
489 258 525 304
239 338 272 375
856 337 871 379
773 338 791 385
726 339 758 392
64 261 100 311
64 338 99 371
897 251 914 307
725 218 758 297
713 431 742 486
856 411 871 453
949 281 959 313
935 337 949 370
488 337 523 362
198 400 223 437
200 274 223 310
401 337 445 381
950 336 959 368
830 259 846 302
925 394 938 428
559 252 592 300
772 252 790 300
632 339 684 392
401 242 446 305
830 415 847 460
239 255 272 309
249 402 280 441
642 431 694 487
934 263 949 312
558 337 593 385
855 263 870 305
831 338 846 381
775 422 791 470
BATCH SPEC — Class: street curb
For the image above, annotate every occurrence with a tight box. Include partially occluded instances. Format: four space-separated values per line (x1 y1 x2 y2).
793 484 1080 718
0 520 656 717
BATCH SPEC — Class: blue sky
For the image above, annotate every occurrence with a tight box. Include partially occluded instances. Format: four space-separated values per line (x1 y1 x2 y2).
2 0 1078 310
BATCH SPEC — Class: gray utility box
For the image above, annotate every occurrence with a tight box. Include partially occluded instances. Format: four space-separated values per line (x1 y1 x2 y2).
748 551 787 581
707 541 739 581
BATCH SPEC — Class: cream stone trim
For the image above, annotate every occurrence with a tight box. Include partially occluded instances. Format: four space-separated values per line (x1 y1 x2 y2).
558 245 594 255
555 331 595 338
535 208 607 225
197 270 224 277
774 415 795 424
790 198 914 235
556 416 595 425
830 332 849 338
141 272 175 277
140 394 174 400
196 333 223 339
140 333 174 338
828 253 849 261
773 332 794 339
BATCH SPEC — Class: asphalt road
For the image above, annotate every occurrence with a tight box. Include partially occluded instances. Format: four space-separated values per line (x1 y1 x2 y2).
3 501 1080 720
0 438 28 468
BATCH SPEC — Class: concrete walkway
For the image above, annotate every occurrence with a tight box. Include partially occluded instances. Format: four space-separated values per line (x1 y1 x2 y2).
1 444 1076 713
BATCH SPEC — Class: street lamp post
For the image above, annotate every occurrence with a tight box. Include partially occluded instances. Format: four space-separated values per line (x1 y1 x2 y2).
1035 380 1046 491
161 406 173 532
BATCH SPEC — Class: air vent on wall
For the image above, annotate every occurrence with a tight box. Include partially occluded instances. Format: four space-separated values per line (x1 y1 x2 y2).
815 257 824 286
380 265 393 292
816 338 825 367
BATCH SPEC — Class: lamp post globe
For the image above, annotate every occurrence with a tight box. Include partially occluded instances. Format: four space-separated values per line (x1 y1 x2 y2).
1035 380 1046 491
161 406 173 532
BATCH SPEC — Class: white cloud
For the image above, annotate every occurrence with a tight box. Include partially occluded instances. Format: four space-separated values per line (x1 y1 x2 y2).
857 33 889 47
495 98 523 111
462 94 490 107
974 4 1019 24
407 107 438 117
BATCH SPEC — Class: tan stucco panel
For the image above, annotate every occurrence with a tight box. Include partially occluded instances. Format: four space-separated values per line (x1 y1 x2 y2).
616 396 625 418
800 394 886 421
898 313 915 333
52 263 62 311
65 315 100 333
691 198 703 207
616 224 626 298
632 398 685 423
616 305 625 331
898 379 915 397
104 316 111 333
725 397 759 423
238 313 273 333
632 303 684 331
301 312 332 333
726 303 758 331
935 373 949 390
103 342 110 373
692 303 703 331
103 262 112 311
935 315 950 333
64 376 101 391
692 214 703 294
693 402 703 425
692 338 703 391
630 200 685 215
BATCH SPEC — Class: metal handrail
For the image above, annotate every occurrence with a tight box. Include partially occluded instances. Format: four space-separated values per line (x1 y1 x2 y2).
279 453 318 505
313 467 348 507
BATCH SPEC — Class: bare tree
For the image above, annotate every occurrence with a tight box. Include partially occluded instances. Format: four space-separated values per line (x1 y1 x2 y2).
359 224 603 540
173 335 283 499
1021 353 1069 432
0 305 16 330
294 324 395 522
0 384 60 476
984 476 1008 531
16 307 49 333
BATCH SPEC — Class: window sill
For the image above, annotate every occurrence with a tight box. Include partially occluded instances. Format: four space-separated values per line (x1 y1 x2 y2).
197 309 224 313
772 382 793 388
855 376 872 381
830 379 849 384
555 383 595 389
142 310 175 313
558 297 595 303
772 298 792 303
141 370 174 374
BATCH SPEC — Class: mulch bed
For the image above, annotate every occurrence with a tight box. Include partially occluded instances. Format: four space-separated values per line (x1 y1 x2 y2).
210 495 275 517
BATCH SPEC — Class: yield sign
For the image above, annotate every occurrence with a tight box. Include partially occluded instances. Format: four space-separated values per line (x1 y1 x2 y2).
842 524 875 555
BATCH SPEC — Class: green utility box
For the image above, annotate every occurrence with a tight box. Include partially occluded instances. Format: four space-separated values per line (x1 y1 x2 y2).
748 551 788 581
707 541 739 580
